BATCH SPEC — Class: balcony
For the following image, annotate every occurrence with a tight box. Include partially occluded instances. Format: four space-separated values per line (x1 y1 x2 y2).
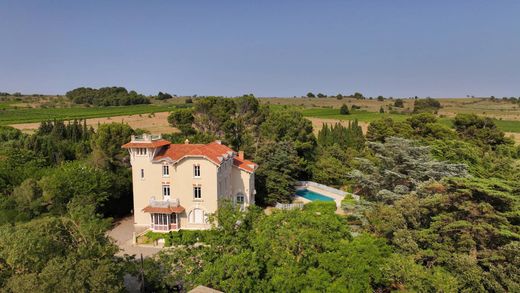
150 197 180 208
131 134 162 142
142 197 185 214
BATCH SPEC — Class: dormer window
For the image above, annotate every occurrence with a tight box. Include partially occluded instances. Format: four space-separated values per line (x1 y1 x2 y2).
194 165 201 178
162 165 169 177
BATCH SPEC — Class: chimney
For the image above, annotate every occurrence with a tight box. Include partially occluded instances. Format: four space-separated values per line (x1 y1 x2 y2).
215 140 222 144
238 151 244 160
184 139 189 144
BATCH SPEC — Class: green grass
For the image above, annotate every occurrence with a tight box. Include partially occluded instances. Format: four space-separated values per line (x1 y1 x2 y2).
0 104 182 125
493 120 520 133
0 101 18 110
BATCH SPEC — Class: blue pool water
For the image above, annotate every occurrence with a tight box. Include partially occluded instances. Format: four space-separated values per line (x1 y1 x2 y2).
295 189 335 201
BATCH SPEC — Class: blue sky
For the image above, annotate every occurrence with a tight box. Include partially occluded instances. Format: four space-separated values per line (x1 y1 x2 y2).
1 1 519 97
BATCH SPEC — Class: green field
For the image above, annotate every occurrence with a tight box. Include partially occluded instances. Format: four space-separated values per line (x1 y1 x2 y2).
298 107 520 133
2 101 520 134
0 104 182 125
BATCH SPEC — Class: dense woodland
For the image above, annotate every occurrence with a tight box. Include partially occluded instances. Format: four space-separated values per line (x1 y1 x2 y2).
0 95 518 292
66 87 150 106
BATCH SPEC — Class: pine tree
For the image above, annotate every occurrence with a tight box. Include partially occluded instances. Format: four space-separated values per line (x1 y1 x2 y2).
340 104 350 115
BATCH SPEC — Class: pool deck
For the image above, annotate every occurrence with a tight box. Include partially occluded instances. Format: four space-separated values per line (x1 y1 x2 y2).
307 185 344 208
294 182 349 215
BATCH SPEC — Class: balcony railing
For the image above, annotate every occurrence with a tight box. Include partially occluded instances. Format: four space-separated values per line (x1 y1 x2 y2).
149 197 180 208
131 134 162 142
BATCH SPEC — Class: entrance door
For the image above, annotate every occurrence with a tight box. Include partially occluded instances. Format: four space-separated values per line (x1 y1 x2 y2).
193 209 204 224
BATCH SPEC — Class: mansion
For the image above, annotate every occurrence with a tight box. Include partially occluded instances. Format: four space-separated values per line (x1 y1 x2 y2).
123 134 257 231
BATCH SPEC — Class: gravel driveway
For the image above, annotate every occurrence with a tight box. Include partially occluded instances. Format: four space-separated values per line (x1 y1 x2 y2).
107 216 162 258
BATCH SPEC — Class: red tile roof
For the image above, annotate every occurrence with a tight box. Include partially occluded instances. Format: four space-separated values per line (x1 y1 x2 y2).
123 138 257 172
154 142 234 165
122 139 171 149
142 205 185 214
233 157 257 172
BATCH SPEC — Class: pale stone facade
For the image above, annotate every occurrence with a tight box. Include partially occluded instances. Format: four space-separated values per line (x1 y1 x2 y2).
123 134 256 231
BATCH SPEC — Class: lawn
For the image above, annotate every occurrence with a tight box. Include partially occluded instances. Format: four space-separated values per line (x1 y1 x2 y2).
0 104 183 125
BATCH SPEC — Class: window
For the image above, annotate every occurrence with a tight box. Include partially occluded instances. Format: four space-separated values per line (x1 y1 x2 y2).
136 148 147 156
193 186 201 199
236 195 245 205
151 213 176 231
162 165 169 177
153 213 168 226
162 185 170 197
194 165 201 177
140 169 145 179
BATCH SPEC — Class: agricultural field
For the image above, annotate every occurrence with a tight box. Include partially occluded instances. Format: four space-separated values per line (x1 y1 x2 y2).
0 98 186 126
263 97 520 133
2 96 520 144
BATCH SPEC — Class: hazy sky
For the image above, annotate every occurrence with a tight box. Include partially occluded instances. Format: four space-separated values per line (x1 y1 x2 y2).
1 1 519 97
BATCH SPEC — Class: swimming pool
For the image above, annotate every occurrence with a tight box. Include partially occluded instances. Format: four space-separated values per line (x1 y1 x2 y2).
295 188 335 202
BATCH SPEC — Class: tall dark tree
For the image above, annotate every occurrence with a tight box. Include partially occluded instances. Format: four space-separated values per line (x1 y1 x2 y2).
340 104 350 115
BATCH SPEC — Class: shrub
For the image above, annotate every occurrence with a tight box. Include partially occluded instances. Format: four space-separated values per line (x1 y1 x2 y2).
413 97 441 113
339 104 350 115
303 201 337 214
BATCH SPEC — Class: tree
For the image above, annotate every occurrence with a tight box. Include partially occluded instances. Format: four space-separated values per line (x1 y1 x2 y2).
339 104 350 115
11 178 44 219
259 110 316 166
167 108 195 135
394 99 404 108
254 141 302 205
145 203 455 292
90 123 134 168
0 126 22 142
317 93 327 98
156 91 173 100
353 92 365 100
336 93 343 100
406 113 456 140
379 106 385 113
349 137 467 202
377 96 385 101
366 177 520 292
312 154 350 187
413 97 441 113
192 96 237 136
453 113 512 148
66 87 150 106
366 118 413 142
38 162 112 215
306 92 315 98
0 204 124 292
317 122 364 150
